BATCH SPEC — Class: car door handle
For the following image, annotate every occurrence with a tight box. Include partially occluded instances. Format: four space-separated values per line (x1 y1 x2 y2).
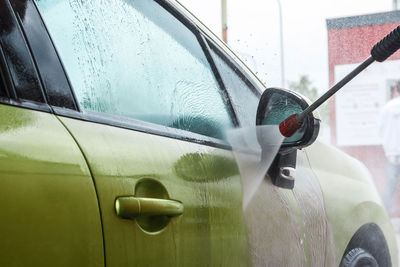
115 196 184 219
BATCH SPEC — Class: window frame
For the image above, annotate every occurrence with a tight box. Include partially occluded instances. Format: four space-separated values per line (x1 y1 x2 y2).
12 0 77 110
0 45 11 99
205 36 262 98
26 0 266 149
197 34 240 127
0 0 51 112
205 36 263 127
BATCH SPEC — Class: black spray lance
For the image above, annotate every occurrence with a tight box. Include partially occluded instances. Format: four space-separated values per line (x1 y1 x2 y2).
279 25 400 137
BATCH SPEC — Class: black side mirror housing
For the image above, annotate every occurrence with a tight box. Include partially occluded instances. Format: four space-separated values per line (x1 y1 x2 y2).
256 87 320 189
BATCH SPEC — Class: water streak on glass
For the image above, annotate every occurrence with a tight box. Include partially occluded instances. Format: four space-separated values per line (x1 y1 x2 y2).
36 0 234 140
210 47 260 128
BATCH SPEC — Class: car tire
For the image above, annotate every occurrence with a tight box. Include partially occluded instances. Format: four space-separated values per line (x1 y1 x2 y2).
340 248 379 267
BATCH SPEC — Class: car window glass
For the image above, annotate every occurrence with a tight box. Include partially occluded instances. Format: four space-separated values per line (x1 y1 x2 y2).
10 0 77 110
36 0 234 140
0 74 6 97
0 2 44 103
209 45 260 128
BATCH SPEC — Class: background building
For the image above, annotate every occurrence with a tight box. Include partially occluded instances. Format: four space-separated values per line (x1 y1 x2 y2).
327 10 400 215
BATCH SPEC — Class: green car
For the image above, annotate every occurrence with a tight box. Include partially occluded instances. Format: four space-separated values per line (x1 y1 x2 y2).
0 0 397 266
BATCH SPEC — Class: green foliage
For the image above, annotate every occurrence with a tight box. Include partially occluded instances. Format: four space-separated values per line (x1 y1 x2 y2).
288 75 318 101
288 75 329 123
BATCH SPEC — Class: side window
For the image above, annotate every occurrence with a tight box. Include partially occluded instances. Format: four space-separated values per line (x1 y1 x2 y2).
0 1 44 103
209 44 260 128
36 0 234 140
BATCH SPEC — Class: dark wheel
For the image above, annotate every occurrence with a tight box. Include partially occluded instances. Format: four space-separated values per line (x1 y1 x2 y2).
340 248 379 267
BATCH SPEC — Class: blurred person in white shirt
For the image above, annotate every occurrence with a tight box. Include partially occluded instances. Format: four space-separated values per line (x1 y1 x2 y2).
380 81 400 217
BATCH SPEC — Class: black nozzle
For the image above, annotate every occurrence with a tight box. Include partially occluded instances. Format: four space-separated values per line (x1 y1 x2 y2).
371 25 400 62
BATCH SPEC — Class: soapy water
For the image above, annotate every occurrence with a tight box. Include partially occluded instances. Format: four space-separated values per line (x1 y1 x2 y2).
228 125 335 266
227 125 305 266
227 125 284 209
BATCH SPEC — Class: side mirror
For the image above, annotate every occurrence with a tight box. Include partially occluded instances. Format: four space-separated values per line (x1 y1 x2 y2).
256 87 320 149
256 87 320 189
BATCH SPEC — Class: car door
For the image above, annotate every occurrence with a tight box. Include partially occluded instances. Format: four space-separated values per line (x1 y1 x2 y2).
0 1 103 266
33 0 249 266
206 39 332 265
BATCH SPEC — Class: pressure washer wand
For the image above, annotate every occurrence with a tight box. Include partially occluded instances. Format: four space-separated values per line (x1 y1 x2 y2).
279 25 400 138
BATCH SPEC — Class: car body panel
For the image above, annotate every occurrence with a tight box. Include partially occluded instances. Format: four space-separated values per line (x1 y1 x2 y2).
58 113 335 266
305 141 398 266
57 116 249 266
245 149 330 266
0 104 104 267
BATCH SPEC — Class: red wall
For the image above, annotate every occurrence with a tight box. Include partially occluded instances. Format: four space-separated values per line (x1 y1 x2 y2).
328 22 400 215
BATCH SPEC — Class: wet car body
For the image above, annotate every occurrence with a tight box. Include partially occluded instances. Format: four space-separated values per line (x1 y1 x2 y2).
0 0 397 266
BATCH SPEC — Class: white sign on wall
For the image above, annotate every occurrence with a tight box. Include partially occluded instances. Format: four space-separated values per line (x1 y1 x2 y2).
334 59 400 146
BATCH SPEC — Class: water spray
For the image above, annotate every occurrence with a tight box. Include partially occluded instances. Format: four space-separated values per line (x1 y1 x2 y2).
279 25 400 138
